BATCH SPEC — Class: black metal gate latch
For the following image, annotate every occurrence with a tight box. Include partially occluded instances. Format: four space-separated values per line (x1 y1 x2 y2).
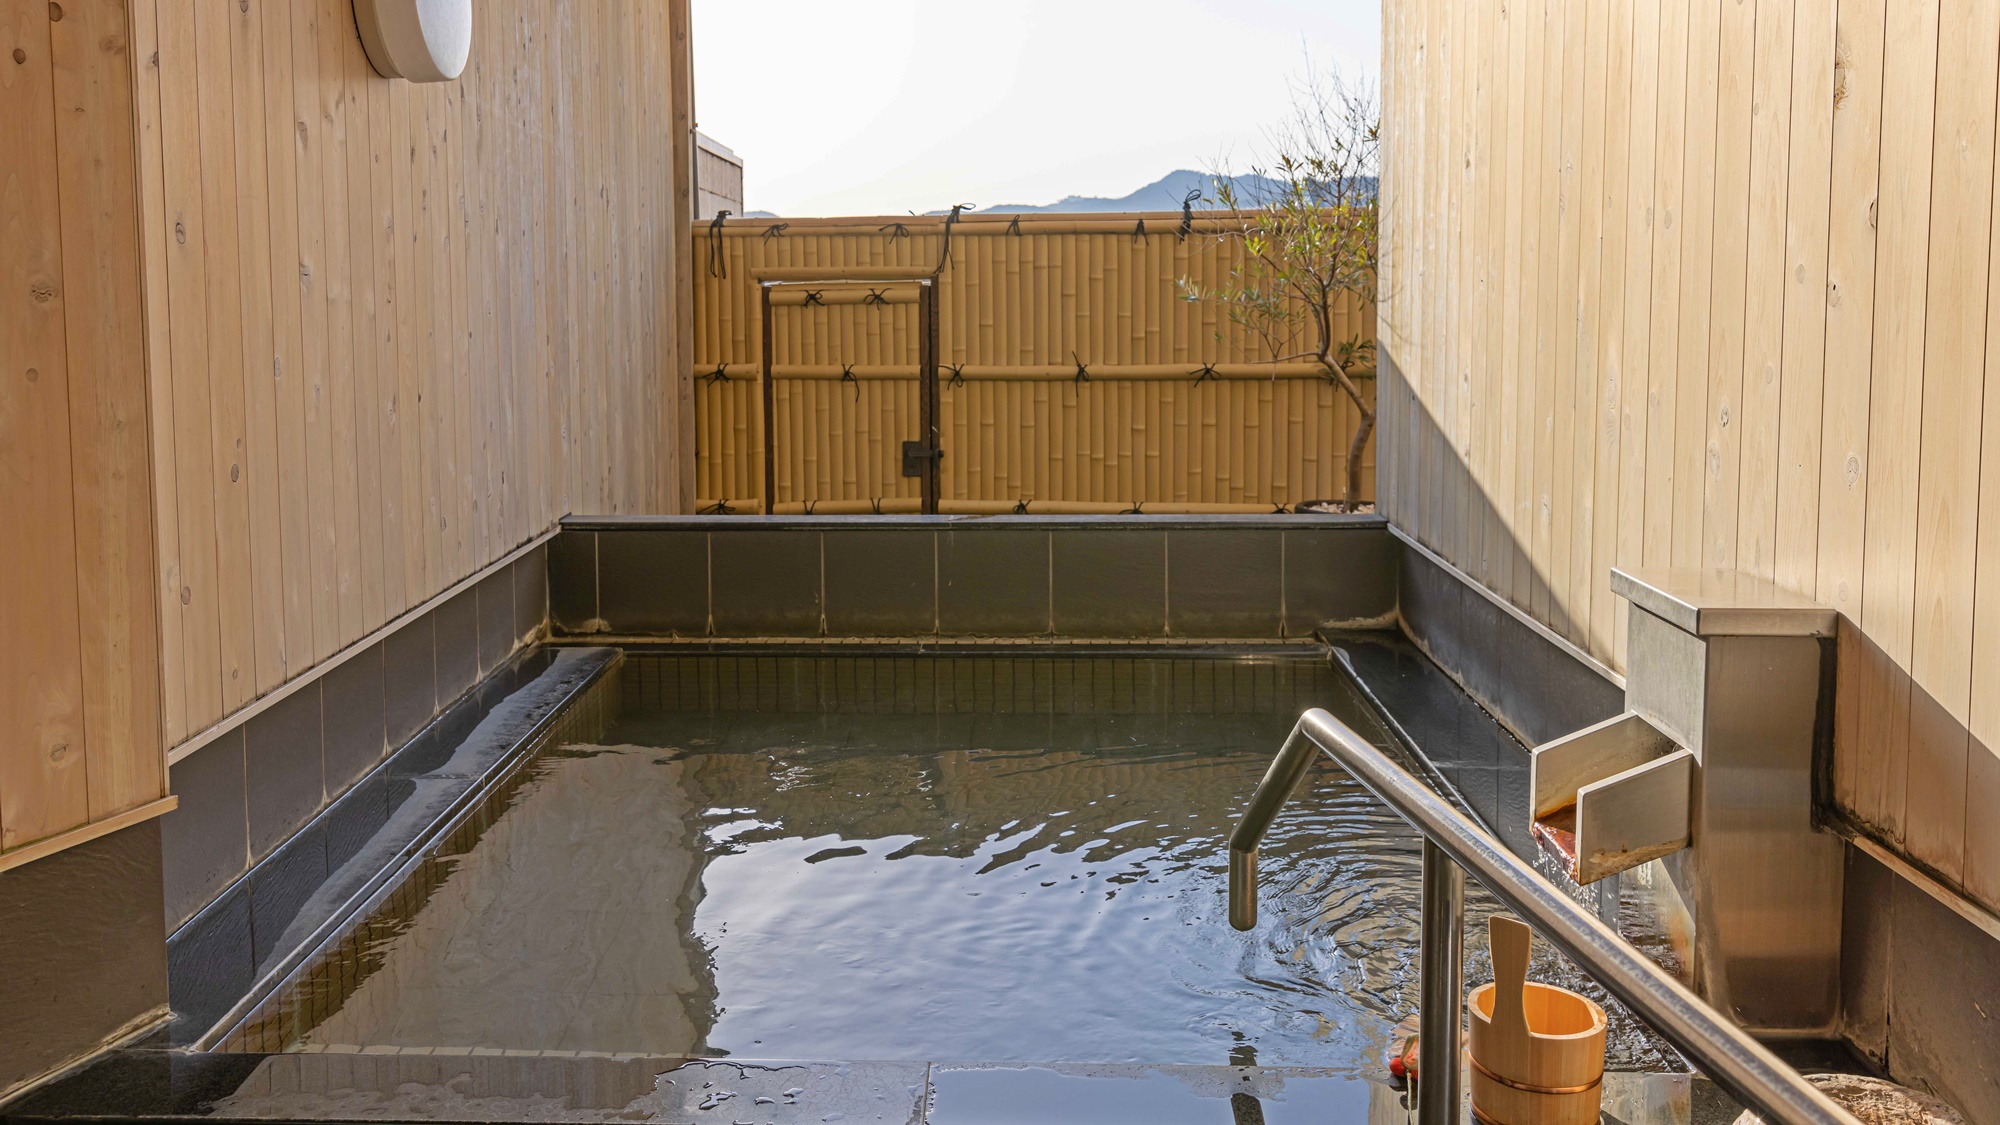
901 442 944 477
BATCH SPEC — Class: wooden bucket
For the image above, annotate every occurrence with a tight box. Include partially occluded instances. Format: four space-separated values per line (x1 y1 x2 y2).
1466 916 1608 1125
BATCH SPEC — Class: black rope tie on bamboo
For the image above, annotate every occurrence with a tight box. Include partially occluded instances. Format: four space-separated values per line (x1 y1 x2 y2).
870 498 885 514
706 210 731 278
1013 499 1031 514
802 289 826 308
1132 217 1148 243
878 221 911 240
1122 500 1145 515
699 498 737 515
802 499 818 515
945 363 967 389
702 363 730 386
1179 189 1203 241
938 203 974 270
1071 351 1091 386
863 288 891 306
1193 362 1219 386
1005 215 1022 236
840 362 861 402
1271 502 1290 515
762 222 789 241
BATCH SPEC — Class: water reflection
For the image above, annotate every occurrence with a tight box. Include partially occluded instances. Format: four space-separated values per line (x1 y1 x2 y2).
660 711 1424 1067
290 705 1437 1069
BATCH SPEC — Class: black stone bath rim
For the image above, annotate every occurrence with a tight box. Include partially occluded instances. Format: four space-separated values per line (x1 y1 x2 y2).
556 511 1392 531
555 637 1340 657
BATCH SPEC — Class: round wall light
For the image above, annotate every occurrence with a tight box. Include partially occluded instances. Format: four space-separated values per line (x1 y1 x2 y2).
354 0 471 83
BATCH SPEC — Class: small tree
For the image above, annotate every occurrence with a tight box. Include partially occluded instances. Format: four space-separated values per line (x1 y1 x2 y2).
1182 63 1381 512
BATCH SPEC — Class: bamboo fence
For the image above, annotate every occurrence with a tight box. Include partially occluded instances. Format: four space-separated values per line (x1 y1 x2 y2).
691 211 1376 511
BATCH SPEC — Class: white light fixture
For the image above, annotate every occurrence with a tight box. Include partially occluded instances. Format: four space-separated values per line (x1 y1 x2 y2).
354 0 471 83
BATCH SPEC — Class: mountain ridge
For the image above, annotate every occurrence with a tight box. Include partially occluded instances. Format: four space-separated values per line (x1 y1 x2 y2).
954 169 1281 215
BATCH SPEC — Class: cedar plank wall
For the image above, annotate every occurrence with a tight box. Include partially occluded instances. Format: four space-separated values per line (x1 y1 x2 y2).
1 0 167 859
1378 0 2000 915
1 0 690 870
133 0 689 754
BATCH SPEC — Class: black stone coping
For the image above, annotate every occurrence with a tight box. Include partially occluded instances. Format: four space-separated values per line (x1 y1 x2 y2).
558 512 1391 531
161 645 621 1048
573 638 1337 657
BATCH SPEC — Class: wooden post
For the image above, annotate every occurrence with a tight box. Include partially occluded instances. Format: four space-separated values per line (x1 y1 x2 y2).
760 284 776 511
667 0 697 512
924 280 948 512
922 281 942 512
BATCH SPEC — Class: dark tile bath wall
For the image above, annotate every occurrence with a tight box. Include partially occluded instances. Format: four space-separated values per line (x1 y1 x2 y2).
551 515 1397 640
158 545 550 938
1394 534 1624 748
617 650 1346 717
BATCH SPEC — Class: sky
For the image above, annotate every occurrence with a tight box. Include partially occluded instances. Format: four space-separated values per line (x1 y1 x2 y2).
691 0 1382 217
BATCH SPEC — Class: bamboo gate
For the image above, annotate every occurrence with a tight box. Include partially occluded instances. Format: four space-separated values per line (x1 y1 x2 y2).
692 211 1377 514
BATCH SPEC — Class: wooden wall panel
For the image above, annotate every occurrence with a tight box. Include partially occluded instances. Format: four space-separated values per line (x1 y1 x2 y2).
2 0 166 860
1854 0 1941 855
690 218 1378 510
1382 0 2000 918
4 0 688 865
2 0 93 849
1773 0 1837 598
128 0 693 747
1821 0 1886 826
50 0 167 822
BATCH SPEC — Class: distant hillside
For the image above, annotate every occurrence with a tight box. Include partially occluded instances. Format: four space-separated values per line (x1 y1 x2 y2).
972 169 1284 214
731 170 1377 221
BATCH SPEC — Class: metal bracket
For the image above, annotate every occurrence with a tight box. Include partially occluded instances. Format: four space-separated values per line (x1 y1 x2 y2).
901 441 942 478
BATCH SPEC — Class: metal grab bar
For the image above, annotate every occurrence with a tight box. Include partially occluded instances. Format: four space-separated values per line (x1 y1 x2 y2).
1229 708 1861 1125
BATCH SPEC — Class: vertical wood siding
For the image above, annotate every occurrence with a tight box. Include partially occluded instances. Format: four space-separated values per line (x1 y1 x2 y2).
1 0 691 866
131 0 690 755
1 0 164 854
1380 0 2000 915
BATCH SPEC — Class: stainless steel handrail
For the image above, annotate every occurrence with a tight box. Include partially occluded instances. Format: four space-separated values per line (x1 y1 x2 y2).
1229 708 1861 1125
